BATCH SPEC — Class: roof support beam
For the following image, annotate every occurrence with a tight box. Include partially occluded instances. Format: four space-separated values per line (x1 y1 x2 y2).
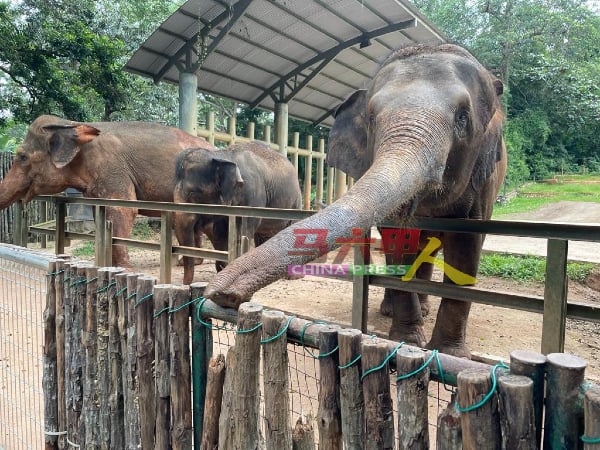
154 0 253 82
249 19 415 109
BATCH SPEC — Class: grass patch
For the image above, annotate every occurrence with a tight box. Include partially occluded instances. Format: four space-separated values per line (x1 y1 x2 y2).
132 219 155 240
71 240 95 257
494 176 600 217
478 253 596 283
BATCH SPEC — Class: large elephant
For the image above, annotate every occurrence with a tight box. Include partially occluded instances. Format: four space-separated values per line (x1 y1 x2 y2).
174 141 302 284
0 115 215 267
204 44 507 357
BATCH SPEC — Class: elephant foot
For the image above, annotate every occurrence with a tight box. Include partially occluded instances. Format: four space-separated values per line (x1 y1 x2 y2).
388 324 427 349
426 339 471 359
419 297 431 317
379 296 393 317
177 256 204 266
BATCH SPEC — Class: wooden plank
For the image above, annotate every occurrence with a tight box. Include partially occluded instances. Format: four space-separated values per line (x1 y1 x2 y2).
108 268 125 449
338 328 364 450
541 239 569 354
83 266 99 449
154 285 171 450
159 211 173 283
497 375 536 450
584 388 600 450
352 229 370 332
95 205 107 267
43 261 59 450
201 355 226 450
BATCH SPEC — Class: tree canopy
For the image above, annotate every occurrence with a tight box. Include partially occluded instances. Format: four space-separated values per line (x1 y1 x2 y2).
0 0 598 181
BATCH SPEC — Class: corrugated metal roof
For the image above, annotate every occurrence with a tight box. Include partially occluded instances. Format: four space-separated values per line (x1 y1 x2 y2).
124 0 446 127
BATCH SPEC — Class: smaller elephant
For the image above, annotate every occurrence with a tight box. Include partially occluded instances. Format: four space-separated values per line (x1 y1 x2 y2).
174 141 302 284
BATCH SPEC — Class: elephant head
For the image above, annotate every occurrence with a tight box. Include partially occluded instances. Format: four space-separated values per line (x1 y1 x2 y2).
204 44 506 354
0 115 100 208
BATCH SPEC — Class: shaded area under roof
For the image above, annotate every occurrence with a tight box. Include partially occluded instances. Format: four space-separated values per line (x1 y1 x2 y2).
125 0 446 127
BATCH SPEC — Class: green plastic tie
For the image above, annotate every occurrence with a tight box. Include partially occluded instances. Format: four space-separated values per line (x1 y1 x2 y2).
339 354 362 369
126 291 137 300
455 362 508 413
261 315 295 344
236 322 263 334
86 276 98 284
96 281 117 294
134 293 153 307
581 436 600 444
300 321 339 359
361 342 404 380
113 286 127 298
46 269 65 277
69 279 88 287
196 297 236 331
396 349 438 381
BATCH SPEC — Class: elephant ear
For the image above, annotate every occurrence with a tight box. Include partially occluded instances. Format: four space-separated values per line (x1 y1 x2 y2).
213 158 244 205
326 89 371 180
43 123 101 169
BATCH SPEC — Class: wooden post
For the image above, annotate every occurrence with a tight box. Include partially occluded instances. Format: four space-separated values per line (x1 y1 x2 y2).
262 310 292 450
54 259 67 447
457 368 501 450
264 124 272 144
543 353 587 450
303 135 313 209
292 132 300 175
316 138 325 207
95 205 107 267
352 228 370 332
338 329 364 450
396 346 430 450
326 166 335 205
436 392 462 450
510 350 546 447
136 275 157 450
228 115 237 145
228 216 241 263
201 354 226 450
108 268 125 449
190 282 213 450
219 346 237 450
318 325 342 450
43 260 59 450
207 112 215 146
154 285 172 450
66 264 88 447
361 338 394 450
83 266 100 449
497 374 536 450
584 388 600 450
334 168 347 200
160 211 173 283
541 239 568 354
169 285 194 450
247 122 255 140
220 303 263 449
105 220 113 267
124 273 141 449
292 415 316 450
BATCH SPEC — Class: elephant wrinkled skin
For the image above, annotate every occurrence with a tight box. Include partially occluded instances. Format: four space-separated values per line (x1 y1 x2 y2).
0 115 215 267
174 141 301 284
204 44 507 357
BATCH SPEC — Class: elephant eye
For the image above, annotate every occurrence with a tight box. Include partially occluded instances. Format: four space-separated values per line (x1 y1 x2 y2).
16 153 28 163
454 109 470 138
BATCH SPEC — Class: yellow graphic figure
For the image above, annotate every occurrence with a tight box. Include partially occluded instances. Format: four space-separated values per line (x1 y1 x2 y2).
401 237 477 285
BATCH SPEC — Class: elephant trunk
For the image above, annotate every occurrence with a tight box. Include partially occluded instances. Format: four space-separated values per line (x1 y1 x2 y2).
0 166 29 210
204 124 452 308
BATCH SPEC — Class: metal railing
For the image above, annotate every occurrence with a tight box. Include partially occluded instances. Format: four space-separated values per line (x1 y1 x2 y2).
23 195 600 356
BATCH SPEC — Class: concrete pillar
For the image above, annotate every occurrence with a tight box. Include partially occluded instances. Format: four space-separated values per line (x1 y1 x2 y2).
179 71 198 135
274 102 288 156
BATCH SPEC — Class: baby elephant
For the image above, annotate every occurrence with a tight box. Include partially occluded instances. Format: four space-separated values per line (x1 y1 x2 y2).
174 141 302 284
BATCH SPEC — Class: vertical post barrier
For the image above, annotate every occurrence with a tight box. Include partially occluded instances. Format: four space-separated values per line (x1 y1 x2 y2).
510 350 546 447
436 392 462 450
318 324 342 449
396 346 430 449
352 228 370 332
54 259 67 447
207 112 215 147
338 328 364 450
160 211 173 283
154 285 172 450
228 115 237 145
543 353 587 449
303 135 313 210
169 285 194 450
247 121 255 140
457 368 502 450
108 268 125 448
335 168 347 201
43 260 59 450
326 167 335 205
264 125 272 145
292 132 300 175
124 273 141 448
262 310 292 450
190 282 213 450
497 375 536 450
228 215 241 263
541 239 568 354
95 205 107 267
584 388 600 450
136 275 157 450
83 266 99 449
201 354 226 449
316 138 325 207
361 338 394 450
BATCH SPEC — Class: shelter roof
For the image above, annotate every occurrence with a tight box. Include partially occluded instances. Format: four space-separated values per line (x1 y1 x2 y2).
124 0 446 127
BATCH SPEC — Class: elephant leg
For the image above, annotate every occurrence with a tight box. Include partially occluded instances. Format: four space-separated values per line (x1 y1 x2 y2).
106 206 137 268
388 290 427 348
211 218 230 272
174 212 199 285
427 232 483 358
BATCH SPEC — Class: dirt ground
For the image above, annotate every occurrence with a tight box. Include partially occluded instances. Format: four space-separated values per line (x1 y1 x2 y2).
108 200 600 383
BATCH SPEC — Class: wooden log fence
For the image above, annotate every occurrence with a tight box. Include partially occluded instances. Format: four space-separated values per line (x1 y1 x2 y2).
42 268 600 450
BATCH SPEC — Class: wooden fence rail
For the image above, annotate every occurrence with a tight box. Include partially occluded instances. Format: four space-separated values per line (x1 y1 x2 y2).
43 268 600 450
